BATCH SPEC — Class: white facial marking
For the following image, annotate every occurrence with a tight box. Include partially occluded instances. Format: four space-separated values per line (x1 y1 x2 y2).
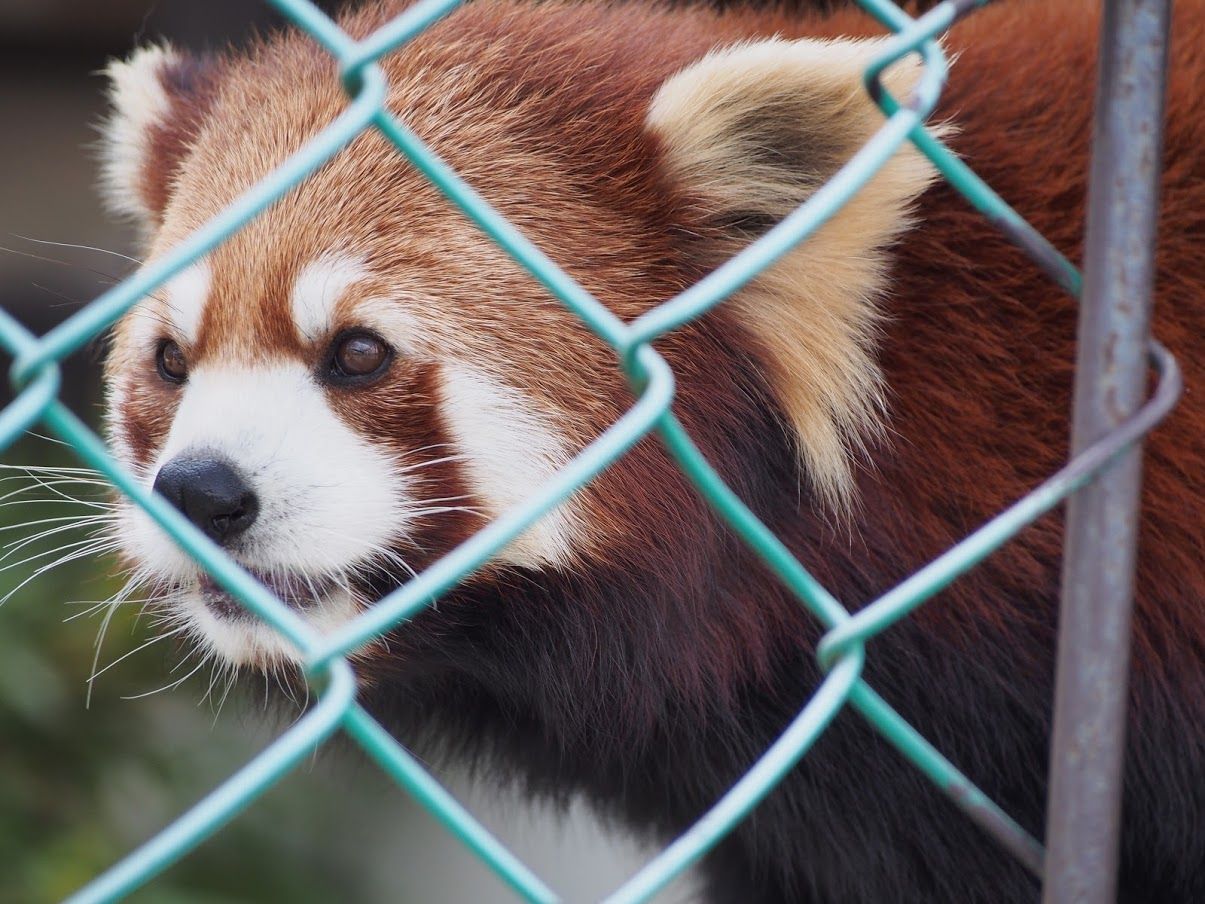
178 585 362 667
439 363 581 567
119 362 408 665
100 44 180 224
348 296 421 357
291 253 369 341
162 261 211 344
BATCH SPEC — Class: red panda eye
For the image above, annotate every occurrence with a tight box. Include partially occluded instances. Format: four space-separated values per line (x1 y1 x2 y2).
328 331 392 382
156 339 188 383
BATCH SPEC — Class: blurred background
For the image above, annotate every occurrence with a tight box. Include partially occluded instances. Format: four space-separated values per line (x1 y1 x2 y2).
0 2 683 901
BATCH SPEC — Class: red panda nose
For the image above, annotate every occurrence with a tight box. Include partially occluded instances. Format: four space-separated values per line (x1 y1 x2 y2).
152 456 260 546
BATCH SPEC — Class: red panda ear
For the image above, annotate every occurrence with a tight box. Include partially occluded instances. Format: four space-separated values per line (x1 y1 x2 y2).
99 44 218 239
647 38 945 512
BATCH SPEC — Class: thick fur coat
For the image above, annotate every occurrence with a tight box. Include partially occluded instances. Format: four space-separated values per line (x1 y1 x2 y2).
98 1 1204 900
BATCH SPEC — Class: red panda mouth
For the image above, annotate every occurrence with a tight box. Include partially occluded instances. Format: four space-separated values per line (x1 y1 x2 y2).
196 571 337 620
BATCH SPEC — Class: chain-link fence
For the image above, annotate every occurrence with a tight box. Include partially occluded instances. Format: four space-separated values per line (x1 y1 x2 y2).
0 0 1177 901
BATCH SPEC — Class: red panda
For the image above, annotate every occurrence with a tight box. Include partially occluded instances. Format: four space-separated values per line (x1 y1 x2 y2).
94 0 1204 900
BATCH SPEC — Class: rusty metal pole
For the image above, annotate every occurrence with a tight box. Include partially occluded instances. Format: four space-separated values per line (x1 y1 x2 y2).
1043 0 1172 901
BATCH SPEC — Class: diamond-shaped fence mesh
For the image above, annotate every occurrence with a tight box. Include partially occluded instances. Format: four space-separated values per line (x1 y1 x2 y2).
0 0 1180 901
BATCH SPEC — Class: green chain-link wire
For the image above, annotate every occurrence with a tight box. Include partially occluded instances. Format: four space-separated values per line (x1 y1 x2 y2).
0 0 1179 900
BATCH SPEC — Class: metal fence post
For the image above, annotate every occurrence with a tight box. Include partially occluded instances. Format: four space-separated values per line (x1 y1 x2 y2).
1043 0 1172 900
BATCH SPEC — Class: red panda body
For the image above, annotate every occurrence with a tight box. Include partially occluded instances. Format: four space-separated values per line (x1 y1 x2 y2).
95 1 1204 901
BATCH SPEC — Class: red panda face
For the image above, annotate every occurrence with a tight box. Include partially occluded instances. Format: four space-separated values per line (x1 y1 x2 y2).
99 1 939 669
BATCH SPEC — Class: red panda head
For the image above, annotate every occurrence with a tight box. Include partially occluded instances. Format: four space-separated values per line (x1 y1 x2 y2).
98 1 938 670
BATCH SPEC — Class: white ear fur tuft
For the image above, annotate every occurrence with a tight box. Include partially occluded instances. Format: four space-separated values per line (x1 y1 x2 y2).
648 37 947 512
99 43 183 232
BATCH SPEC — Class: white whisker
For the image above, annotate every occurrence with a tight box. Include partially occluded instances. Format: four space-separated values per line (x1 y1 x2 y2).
0 536 118 573
408 505 484 518
0 512 115 534
10 234 143 266
1 518 116 560
213 669 237 723
396 453 469 474
89 626 186 683
86 597 123 709
21 431 71 448
199 658 226 710
0 497 115 512
122 656 207 700
0 542 120 608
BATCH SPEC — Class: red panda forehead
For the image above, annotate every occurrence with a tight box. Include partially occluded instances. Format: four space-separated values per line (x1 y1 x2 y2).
148 0 722 289
135 2 731 384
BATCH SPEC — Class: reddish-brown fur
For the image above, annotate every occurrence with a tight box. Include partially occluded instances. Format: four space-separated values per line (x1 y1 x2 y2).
104 1 1204 900
141 56 223 223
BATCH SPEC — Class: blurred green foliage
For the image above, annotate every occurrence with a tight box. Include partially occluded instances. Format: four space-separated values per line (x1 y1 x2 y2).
0 432 395 903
